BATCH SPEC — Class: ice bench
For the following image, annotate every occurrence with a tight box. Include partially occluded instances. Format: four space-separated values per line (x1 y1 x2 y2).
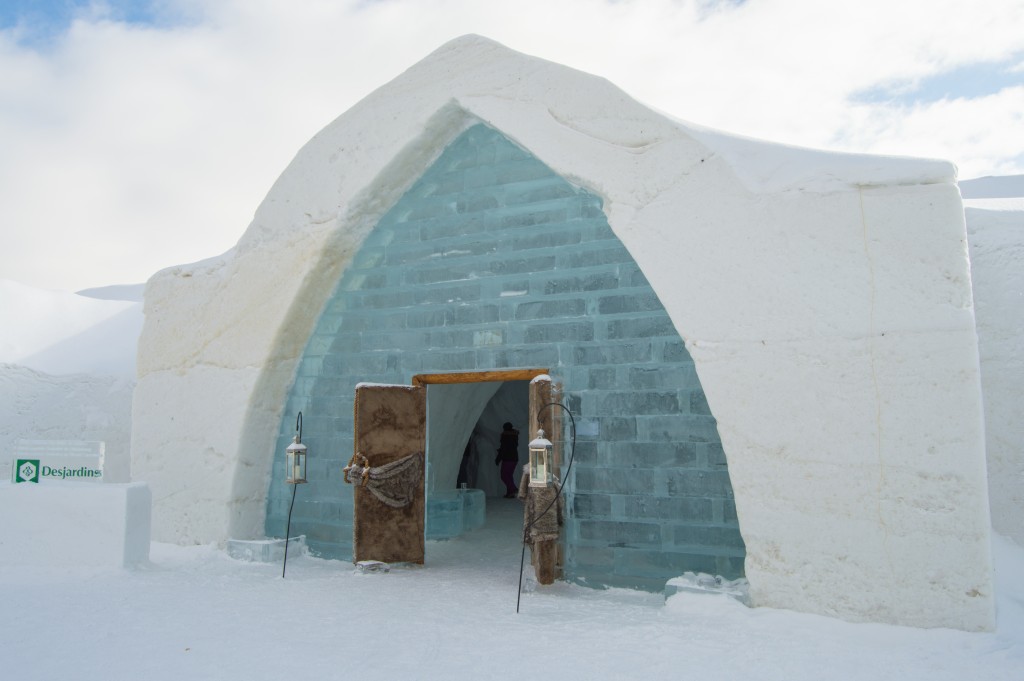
0 481 151 568
425 488 486 540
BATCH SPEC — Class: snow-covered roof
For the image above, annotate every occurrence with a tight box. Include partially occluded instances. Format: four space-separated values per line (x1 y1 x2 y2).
232 34 956 262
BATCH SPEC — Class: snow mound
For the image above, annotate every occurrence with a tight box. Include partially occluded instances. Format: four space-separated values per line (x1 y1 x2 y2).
960 174 1024 199
0 279 142 378
76 283 145 302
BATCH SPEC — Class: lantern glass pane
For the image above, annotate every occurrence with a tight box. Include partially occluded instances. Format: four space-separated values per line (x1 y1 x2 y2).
529 448 549 487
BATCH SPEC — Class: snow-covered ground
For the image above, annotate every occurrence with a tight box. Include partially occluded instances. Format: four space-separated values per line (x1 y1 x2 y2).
1 175 1022 678
2 502 1022 681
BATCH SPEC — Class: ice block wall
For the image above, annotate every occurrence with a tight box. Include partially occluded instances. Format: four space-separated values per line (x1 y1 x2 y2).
264 124 745 586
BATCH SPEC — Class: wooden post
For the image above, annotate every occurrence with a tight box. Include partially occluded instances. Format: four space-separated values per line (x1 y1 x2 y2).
527 375 560 585
535 539 557 585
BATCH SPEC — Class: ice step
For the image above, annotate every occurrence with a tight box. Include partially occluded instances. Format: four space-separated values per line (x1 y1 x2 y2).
227 535 306 563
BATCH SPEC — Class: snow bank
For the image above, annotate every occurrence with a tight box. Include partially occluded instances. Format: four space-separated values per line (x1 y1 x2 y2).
0 279 142 378
0 481 150 568
0 280 140 482
961 174 1024 199
0 363 135 482
77 283 145 302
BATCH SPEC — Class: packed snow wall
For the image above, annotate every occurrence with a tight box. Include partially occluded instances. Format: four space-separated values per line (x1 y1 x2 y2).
264 124 746 587
132 35 993 630
966 206 1024 545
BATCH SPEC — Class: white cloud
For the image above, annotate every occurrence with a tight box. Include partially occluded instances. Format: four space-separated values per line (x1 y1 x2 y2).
834 87 1024 175
0 0 1021 291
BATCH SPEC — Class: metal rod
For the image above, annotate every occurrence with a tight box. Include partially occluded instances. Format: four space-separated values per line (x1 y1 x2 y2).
516 541 527 613
282 411 303 579
282 483 298 578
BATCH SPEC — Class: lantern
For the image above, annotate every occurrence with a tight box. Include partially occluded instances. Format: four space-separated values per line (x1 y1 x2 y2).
282 412 307 578
528 429 554 488
286 435 307 484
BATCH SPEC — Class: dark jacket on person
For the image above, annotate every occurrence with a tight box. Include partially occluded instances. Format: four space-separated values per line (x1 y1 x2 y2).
495 428 519 463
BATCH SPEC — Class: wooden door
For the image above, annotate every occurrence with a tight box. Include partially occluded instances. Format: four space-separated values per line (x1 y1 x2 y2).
351 383 426 564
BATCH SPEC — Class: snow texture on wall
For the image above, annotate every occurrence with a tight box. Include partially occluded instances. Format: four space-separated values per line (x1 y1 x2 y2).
132 35 993 630
966 205 1024 545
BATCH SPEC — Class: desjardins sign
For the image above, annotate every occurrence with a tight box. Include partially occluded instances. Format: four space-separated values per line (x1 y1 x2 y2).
11 440 105 484
14 459 102 483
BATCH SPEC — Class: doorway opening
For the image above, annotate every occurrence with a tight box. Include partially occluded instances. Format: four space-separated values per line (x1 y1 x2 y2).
417 370 547 561
350 369 557 566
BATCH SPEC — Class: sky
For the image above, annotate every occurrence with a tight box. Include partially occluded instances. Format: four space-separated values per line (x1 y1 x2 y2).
0 0 1022 292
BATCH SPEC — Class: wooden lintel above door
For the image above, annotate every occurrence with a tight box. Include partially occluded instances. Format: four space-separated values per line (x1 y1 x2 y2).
411 368 550 386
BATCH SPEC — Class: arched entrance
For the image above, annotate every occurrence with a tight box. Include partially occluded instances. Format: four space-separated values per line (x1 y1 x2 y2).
263 122 745 588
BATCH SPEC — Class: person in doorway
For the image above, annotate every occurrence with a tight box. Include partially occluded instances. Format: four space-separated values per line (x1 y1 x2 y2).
494 421 519 498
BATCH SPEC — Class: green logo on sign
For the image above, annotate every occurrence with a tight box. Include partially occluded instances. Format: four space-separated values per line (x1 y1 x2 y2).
15 459 40 483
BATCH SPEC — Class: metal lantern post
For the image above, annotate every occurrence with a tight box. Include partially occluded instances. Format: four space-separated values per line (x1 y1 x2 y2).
528 429 554 488
517 403 577 613
282 412 306 578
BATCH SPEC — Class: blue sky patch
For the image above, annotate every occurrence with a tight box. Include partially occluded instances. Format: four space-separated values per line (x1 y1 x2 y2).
853 56 1024 105
0 0 178 46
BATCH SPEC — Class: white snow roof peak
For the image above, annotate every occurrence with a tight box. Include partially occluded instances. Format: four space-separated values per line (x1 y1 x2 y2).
238 34 957 259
